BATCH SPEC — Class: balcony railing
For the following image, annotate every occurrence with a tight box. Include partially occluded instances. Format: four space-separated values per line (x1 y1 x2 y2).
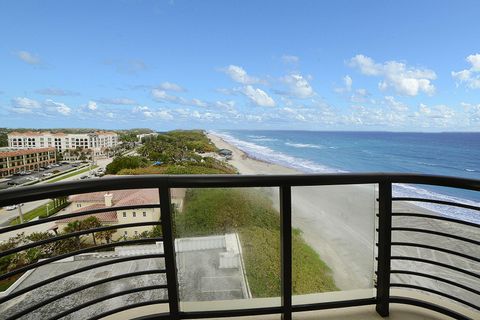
0 173 478 320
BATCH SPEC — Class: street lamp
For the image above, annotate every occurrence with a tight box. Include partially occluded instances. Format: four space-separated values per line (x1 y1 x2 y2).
17 203 24 224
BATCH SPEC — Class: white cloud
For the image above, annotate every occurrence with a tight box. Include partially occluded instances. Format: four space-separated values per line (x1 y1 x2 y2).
133 105 174 120
415 104 455 127
44 99 72 116
152 89 178 102
215 100 236 113
281 55 299 64
222 65 259 84
16 51 41 65
241 85 276 107
384 96 408 112
191 98 208 108
344 75 353 91
349 54 436 96
97 98 137 105
334 75 353 94
461 102 480 123
106 112 114 118
452 53 480 89
157 82 185 92
281 74 314 98
87 101 97 111
151 89 210 108
12 97 40 109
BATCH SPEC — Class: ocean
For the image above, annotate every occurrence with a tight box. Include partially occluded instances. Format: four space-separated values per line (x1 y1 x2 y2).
211 130 480 224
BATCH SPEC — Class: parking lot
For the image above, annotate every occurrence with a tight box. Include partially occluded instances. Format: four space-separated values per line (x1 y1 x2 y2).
0 162 90 190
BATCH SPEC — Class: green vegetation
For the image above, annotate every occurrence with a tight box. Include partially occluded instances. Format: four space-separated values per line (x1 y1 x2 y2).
118 128 154 143
177 188 337 297
110 130 235 175
47 165 96 183
10 197 69 225
0 214 160 292
0 128 8 147
138 130 217 163
105 155 150 174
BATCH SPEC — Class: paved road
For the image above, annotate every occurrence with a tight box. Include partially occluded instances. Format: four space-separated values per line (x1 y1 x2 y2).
0 157 113 240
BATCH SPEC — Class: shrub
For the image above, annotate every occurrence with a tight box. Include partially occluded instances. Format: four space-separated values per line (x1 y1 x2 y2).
106 155 149 174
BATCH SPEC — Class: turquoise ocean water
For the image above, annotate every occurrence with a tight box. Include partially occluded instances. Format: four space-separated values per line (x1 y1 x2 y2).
211 130 480 224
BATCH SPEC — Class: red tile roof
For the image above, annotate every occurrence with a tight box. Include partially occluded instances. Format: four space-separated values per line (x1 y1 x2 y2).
56 203 118 223
69 189 159 205
8 131 48 136
0 147 56 157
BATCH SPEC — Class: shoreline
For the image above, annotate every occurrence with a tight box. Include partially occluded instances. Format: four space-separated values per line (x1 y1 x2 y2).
207 133 479 296
208 133 375 289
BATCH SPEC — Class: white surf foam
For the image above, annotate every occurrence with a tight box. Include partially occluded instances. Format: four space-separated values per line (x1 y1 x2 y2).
210 130 480 224
285 142 324 149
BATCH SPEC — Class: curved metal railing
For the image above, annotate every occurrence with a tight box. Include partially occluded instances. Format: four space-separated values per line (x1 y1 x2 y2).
0 173 478 320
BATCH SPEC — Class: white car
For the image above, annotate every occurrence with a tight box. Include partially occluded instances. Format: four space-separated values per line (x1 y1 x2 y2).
5 204 23 211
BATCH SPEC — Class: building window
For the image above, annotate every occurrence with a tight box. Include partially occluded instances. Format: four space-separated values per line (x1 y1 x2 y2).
76 204 81 207
143 212 146 217
123 212 126 217
132 212 136 217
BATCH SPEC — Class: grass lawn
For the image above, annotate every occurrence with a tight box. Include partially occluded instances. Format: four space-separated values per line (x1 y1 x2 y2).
176 188 337 297
0 274 21 292
47 165 97 183
10 199 69 225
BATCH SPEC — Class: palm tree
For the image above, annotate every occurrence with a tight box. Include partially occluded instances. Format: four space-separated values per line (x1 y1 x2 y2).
79 216 102 245
63 220 83 249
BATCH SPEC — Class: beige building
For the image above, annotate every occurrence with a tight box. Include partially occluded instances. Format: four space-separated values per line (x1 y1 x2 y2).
0 147 56 177
56 188 186 241
7 131 118 158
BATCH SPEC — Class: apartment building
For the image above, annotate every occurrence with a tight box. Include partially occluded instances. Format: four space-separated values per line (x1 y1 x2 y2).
7 131 118 155
0 147 56 177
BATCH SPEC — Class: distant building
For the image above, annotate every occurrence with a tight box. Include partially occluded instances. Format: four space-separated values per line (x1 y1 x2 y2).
55 188 186 240
0 147 56 177
137 132 158 143
7 131 118 158
218 149 233 156
218 149 233 160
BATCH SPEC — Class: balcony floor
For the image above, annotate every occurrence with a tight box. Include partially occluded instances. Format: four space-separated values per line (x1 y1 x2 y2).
105 290 478 319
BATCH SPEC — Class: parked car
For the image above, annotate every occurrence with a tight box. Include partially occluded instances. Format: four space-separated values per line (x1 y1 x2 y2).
80 175 89 179
5 204 23 211
7 181 18 186
43 173 53 177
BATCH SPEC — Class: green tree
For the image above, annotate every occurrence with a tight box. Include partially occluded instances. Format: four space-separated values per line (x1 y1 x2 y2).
105 155 149 174
95 229 116 244
79 216 102 245
64 220 84 249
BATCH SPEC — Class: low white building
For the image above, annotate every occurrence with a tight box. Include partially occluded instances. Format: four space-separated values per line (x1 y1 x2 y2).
7 131 118 158
55 188 186 241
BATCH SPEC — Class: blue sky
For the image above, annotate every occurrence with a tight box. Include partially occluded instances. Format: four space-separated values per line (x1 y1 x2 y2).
1 0 479 131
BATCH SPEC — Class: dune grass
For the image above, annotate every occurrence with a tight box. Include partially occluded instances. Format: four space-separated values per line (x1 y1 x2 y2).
177 188 337 297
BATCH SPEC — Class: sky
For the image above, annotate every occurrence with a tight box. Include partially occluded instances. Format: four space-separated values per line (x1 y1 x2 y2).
0 0 479 131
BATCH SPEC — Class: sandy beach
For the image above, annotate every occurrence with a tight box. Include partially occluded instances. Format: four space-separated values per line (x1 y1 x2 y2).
207 133 479 302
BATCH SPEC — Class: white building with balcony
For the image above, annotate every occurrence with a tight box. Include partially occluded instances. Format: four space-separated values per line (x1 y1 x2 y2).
7 131 118 158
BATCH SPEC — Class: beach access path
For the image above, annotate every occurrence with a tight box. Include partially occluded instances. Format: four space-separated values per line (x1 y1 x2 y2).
207 133 479 304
